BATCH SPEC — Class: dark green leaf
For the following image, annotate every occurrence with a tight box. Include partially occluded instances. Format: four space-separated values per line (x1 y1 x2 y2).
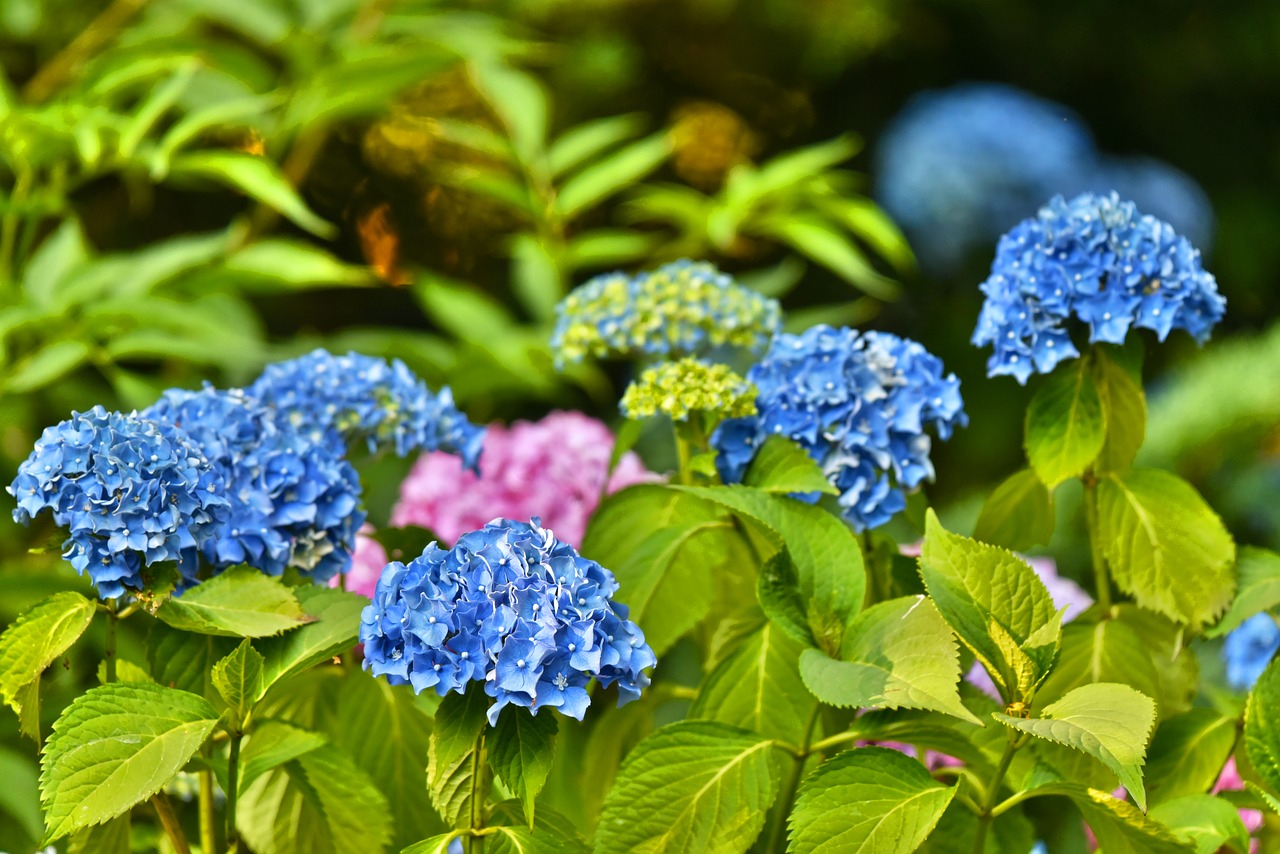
1093 347 1147 474
427 684 489 827
1245 657 1280 796
212 639 265 723
1024 359 1106 489
490 707 557 827
973 468 1055 552
1145 709 1238 807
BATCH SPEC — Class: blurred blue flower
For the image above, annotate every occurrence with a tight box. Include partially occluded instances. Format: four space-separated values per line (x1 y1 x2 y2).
360 518 655 725
145 386 365 584
249 349 484 468
7 406 229 598
1091 156 1215 251
550 259 781 367
1223 613 1280 691
973 192 1226 383
712 325 966 531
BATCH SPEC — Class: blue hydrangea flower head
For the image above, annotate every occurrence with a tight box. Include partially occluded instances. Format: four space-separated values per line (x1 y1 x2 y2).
6 406 230 598
249 349 484 468
973 192 1226 383
550 259 781 366
712 325 967 532
145 386 365 583
1222 612 1280 691
360 518 655 725
1090 156 1214 252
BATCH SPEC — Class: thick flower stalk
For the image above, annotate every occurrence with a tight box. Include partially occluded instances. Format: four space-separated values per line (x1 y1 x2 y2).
360 518 655 725
619 357 756 423
973 191 1226 383
7 406 230 598
713 324 966 531
249 349 485 467
381 411 655 555
550 259 781 366
145 386 365 584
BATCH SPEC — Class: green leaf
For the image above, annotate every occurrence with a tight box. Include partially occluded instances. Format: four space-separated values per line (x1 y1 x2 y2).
490 708 557 828
1031 618 1162 713
510 233 562 320
237 721 327 793
0 747 44 845
237 742 392 854
223 239 373 289
743 435 838 496
1247 781 1280 815
972 468 1055 551
994 682 1156 810
1024 358 1106 489
1149 795 1251 854
1093 347 1147 473
769 215 899 301
756 549 815 647
40 683 219 841
212 639 265 723
256 587 365 695
428 684 489 827
332 675 440 847
3 340 92 394
1245 657 1280 796
564 229 657 268
798 596 981 725
786 746 956 853
154 567 310 638
167 151 336 237
675 485 865 656
416 276 516 345
0 592 96 711
469 62 547 164
1209 547 1280 637
1020 784 1194 853
916 798 1034 854
1097 469 1236 628
594 721 780 854
556 132 672 219
21 218 88 306
402 833 463 854
488 801 590 852
549 113 646 177
1145 710 1239 807
147 623 236 697
918 510 1063 703
69 814 130 854
1114 604 1198 721
691 621 818 744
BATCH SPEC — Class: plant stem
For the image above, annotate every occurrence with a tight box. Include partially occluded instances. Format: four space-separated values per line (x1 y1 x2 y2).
104 598 118 683
767 706 820 853
225 732 243 852
806 729 861 756
22 0 146 102
152 792 192 854
1083 474 1113 615
198 750 218 854
972 734 1020 854
673 422 694 485
0 169 32 287
466 726 488 854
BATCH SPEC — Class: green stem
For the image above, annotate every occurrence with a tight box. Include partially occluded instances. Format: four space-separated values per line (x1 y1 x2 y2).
152 792 192 854
807 729 861 756
673 422 694 485
1083 474 1113 615
199 749 218 854
0 170 32 287
767 706 820 853
225 732 243 853
104 598 118 683
972 734 1020 854
464 726 489 854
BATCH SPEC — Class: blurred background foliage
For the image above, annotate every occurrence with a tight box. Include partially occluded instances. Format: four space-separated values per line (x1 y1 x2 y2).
1 0 1279 845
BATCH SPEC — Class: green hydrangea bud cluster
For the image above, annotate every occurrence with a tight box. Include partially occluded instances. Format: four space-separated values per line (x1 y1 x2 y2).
620 358 757 423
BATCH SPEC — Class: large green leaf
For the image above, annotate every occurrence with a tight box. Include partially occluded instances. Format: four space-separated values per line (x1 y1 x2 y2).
154 567 310 638
917 510 1062 703
1097 469 1236 628
972 468 1055 552
490 707 557 828
916 798 1034 854
1031 618 1161 712
1024 358 1106 489
1145 709 1238 807
593 721 780 854
0 592 96 712
237 721 328 793
1113 605 1198 721
69 814 130 854
237 742 392 854
1092 347 1147 474
798 596 980 725
1245 657 1280 795
256 587 365 694
488 801 590 853
428 685 489 828
39 683 219 841
1209 547 1280 638
787 747 955 853
742 435 838 497
691 621 817 744
1148 795 1251 854
995 682 1157 810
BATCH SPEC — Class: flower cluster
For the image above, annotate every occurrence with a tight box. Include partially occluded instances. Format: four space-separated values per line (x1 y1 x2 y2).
550 260 781 366
973 192 1226 383
360 518 655 725
1222 613 1280 691
376 411 655 560
7 407 229 598
249 349 485 467
713 325 966 531
145 387 365 583
875 83 1213 273
620 358 756 423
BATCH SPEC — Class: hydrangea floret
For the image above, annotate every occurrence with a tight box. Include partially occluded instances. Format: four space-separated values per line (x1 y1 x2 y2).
1222 613 1280 691
249 348 485 467
145 386 365 583
619 357 756 423
550 259 781 366
713 325 966 531
973 191 1226 383
7 406 230 598
360 518 655 725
